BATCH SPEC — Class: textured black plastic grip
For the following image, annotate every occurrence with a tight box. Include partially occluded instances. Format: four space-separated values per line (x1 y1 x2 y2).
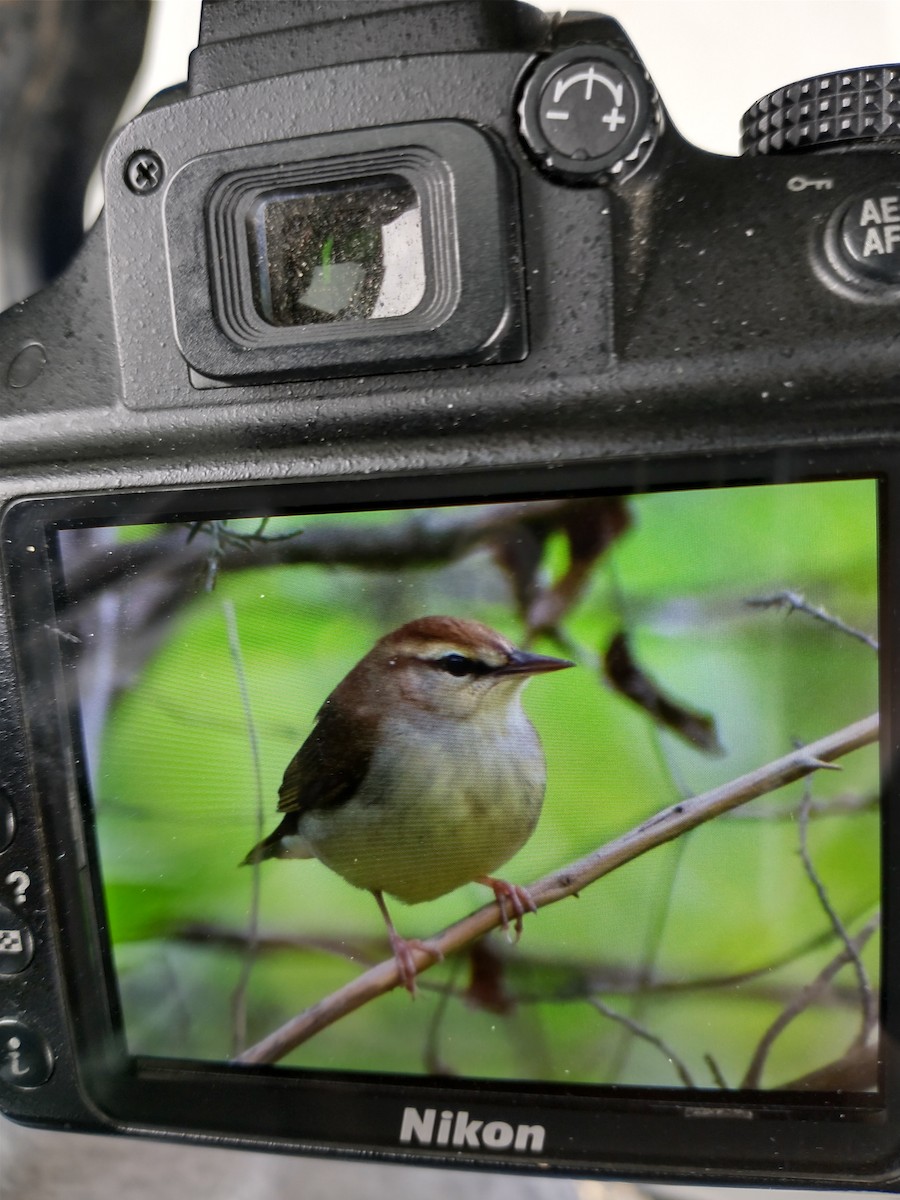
741 66 900 155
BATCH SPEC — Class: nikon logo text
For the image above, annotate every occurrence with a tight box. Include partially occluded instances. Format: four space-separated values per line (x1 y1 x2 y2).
399 1107 546 1153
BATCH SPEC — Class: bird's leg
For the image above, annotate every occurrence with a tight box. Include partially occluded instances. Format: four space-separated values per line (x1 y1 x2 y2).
372 890 443 996
476 876 537 942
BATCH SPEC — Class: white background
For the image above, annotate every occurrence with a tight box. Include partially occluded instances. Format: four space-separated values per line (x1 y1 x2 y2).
126 0 900 155
86 0 900 224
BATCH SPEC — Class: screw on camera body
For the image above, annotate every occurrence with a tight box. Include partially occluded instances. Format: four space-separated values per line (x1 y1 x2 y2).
125 150 163 194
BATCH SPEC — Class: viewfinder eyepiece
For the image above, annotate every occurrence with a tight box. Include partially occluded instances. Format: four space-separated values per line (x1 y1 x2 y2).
164 122 526 383
247 176 425 327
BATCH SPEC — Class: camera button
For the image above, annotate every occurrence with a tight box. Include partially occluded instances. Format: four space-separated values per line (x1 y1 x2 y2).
834 188 900 285
0 903 34 975
0 792 13 852
519 44 654 181
0 1019 54 1088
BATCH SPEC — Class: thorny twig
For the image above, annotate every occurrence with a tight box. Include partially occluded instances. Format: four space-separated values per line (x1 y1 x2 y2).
746 590 878 652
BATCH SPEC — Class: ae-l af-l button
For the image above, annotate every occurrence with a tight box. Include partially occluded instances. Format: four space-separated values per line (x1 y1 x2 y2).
828 187 900 287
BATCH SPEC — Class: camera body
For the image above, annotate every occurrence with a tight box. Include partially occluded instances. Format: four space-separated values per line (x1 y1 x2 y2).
0 0 898 1187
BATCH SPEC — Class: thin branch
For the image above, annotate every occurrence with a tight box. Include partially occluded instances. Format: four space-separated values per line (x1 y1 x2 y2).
62 501 581 609
187 517 306 548
746 591 878 652
235 711 878 1067
723 792 876 821
192 520 308 592
798 785 877 1049
589 996 695 1087
604 786 689 1084
599 552 693 1084
780 1042 878 1092
176 922 385 964
178 920 868 1011
705 1054 729 1090
224 601 265 1058
740 911 881 1089
424 956 464 1076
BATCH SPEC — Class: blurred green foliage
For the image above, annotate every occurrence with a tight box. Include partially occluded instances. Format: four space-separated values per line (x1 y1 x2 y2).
79 479 879 1091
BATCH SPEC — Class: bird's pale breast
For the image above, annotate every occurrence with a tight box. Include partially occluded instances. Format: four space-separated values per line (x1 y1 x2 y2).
298 700 546 903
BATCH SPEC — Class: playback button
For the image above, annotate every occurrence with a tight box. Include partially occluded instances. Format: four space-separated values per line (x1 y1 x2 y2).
0 1019 54 1088
0 903 34 975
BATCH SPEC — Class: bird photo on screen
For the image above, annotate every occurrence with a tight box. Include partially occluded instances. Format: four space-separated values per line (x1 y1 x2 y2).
242 615 573 992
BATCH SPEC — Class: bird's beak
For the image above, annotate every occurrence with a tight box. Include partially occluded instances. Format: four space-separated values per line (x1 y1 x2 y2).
493 649 575 677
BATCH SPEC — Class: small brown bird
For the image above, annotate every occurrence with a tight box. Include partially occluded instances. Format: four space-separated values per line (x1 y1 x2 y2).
242 615 573 992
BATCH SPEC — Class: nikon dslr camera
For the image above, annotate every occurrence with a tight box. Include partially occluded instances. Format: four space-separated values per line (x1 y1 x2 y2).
0 0 897 1188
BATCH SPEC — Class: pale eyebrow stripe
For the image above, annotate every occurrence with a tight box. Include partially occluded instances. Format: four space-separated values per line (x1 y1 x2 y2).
407 643 507 666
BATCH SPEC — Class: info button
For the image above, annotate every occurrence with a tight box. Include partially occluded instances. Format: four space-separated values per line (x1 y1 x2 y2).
0 1019 54 1088
837 188 900 284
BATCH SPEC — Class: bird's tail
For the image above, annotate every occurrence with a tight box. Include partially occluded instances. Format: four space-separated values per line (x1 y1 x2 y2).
240 820 291 867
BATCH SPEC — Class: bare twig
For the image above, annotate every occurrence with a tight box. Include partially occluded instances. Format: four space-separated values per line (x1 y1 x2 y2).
187 517 305 548
723 792 876 821
746 591 878 652
704 1054 729 1090
780 1042 878 1092
235 712 878 1066
62 501 581 609
604 773 690 1083
224 601 265 1058
598 552 697 1082
193 520 307 591
176 922 385 964
590 996 695 1087
178 920 866 1012
740 911 881 1089
424 956 463 1076
798 785 877 1049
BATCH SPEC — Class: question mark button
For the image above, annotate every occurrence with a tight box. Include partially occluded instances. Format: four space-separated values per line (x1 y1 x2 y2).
0 903 34 976
5 871 29 906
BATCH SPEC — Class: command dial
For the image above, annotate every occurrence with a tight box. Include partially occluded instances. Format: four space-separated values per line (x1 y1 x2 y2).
742 66 900 155
519 44 653 181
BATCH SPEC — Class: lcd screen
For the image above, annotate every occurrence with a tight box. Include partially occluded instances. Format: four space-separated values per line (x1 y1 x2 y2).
53 477 880 1100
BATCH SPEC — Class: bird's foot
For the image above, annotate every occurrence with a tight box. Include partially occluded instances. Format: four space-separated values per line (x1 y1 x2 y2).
477 876 537 943
388 931 444 996
372 889 443 995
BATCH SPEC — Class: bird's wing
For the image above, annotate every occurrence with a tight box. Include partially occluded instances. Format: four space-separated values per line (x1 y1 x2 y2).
276 699 375 815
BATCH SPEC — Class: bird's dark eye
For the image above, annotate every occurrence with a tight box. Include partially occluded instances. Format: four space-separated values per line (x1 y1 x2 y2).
440 653 473 677
437 653 487 677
